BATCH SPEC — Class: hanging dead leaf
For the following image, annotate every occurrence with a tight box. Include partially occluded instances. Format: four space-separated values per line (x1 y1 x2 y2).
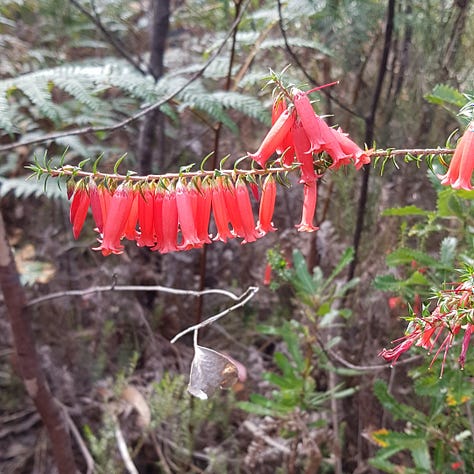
188 344 239 400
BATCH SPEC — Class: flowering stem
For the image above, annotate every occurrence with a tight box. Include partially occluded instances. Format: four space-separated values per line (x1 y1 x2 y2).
32 147 454 184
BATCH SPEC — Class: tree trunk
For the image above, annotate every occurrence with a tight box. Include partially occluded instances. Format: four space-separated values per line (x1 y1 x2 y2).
0 210 78 474
138 0 170 174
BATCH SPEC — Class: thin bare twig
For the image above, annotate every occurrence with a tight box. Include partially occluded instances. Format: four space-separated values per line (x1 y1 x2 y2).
243 420 291 455
27 283 249 307
276 0 361 119
115 422 139 474
69 0 146 75
170 286 259 343
61 404 95 474
0 0 251 154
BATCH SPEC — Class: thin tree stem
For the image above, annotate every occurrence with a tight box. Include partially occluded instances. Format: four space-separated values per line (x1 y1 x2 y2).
347 0 396 282
0 211 78 474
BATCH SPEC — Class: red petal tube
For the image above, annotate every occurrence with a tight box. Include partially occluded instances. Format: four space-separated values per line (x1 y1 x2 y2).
248 109 296 168
296 181 319 232
257 175 277 235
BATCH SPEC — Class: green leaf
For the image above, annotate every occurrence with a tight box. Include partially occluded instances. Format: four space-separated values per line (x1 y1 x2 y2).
439 237 457 266
236 401 278 417
385 248 439 268
382 205 431 217
373 274 404 292
291 249 316 295
405 270 430 286
373 380 424 424
273 352 294 377
425 84 468 108
322 247 354 291
436 188 463 218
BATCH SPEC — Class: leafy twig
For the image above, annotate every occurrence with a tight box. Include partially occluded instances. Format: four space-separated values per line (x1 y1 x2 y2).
29 147 454 183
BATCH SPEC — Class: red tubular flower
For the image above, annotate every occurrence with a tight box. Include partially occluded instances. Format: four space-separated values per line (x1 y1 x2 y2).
98 184 112 227
257 174 277 235
272 94 288 155
70 182 90 239
291 119 316 184
296 181 319 232
95 183 134 256
123 190 139 241
331 127 372 169
88 178 104 233
160 188 180 253
193 180 212 245
292 87 325 153
136 185 156 247
248 108 296 167
222 178 246 238
459 323 472 369
235 179 261 244
176 179 201 250
379 280 473 373
263 263 272 285
379 337 417 365
440 121 474 190
292 87 351 167
151 188 164 251
211 179 234 242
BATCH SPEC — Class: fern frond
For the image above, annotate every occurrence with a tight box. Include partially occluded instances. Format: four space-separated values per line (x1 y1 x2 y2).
0 85 14 132
15 75 64 123
177 82 237 133
260 37 333 56
0 176 66 200
212 91 269 124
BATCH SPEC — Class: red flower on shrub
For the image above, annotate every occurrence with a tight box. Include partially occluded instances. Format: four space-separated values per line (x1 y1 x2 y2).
257 174 277 235
248 108 296 168
94 183 134 256
69 181 90 239
379 280 474 375
440 120 474 190
296 181 319 232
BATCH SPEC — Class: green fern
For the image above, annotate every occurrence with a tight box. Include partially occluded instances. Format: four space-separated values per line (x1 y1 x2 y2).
0 60 268 137
0 176 66 200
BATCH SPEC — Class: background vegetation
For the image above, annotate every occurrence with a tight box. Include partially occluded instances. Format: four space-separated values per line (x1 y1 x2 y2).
0 0 473 473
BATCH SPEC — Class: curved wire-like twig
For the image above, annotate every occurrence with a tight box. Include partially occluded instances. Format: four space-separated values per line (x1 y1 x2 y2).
27 283 248 307
170 286 259 344
0 0 251 154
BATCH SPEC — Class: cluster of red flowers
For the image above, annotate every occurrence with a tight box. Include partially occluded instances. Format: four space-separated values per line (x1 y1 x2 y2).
68 85 372 255
69 174 283 256
440 120 474 190
246 86 372 232
379 280 474 375
248 87 371 173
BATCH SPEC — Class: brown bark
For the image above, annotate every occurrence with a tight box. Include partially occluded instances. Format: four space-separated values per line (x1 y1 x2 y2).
0 210 77 474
